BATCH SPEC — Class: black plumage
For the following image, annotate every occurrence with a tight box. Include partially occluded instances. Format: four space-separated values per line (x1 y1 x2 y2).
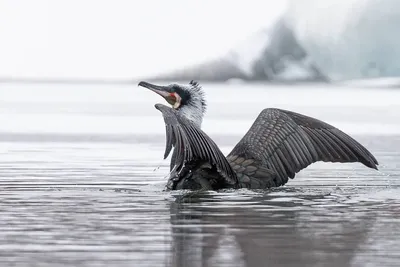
227 108 378 189
141 81 379 191
155 104 238 190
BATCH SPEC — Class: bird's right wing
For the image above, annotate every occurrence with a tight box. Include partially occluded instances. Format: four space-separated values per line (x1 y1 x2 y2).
227 108 378 188
155 104 237 186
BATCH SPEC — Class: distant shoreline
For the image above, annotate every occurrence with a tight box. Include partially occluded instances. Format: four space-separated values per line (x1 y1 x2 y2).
0 77 136 85
0 77 328 86
1 77 399 89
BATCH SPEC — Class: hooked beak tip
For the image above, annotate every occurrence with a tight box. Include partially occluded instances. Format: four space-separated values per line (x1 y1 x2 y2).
138 81 170 98
138 81 147 87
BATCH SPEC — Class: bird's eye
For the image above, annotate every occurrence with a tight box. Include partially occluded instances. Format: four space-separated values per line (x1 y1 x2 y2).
165 93 176 106
166 92 181 109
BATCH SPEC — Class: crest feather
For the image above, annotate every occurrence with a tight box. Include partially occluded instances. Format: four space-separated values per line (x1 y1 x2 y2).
189 80 207 113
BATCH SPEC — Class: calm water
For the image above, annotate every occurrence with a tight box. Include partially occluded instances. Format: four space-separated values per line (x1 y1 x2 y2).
0 82 399 267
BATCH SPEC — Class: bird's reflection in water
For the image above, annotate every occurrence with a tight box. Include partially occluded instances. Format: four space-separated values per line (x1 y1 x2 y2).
166 189 376 267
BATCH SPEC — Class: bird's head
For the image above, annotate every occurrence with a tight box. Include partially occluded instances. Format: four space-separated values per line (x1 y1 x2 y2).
139 80 207 127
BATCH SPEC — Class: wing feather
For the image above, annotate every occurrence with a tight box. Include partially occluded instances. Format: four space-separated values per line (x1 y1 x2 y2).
228 108 378 187
155 104 237 186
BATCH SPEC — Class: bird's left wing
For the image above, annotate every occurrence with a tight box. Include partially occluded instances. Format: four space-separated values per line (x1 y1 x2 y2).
227 108 378 188
154 104 237 186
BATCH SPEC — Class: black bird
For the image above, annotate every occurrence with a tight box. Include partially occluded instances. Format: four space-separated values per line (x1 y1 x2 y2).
139 80 378 191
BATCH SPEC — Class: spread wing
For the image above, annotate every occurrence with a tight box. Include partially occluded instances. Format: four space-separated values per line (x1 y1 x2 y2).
155 104 237 186
228 108 378 188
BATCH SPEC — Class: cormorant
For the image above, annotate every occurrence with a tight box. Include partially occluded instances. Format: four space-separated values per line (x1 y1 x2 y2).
138 80 378 191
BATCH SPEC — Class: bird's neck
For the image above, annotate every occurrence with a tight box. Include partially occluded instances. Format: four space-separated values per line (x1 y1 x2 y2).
179 104 204 128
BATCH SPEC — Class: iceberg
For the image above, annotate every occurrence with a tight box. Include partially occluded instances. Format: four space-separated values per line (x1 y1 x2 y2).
147 0 400 83
286 0 400 81
146 19 326 83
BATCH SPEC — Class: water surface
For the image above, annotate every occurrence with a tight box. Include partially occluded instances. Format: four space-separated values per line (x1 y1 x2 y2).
0 83 399 267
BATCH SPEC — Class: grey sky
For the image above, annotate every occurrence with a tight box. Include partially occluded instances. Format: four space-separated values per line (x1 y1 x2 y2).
0 0 287 79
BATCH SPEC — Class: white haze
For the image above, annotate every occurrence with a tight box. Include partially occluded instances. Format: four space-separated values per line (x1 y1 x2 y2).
285 0 400 81
0 0 287 80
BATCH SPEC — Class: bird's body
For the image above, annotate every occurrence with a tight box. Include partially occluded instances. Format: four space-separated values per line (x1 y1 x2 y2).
139 81 378 191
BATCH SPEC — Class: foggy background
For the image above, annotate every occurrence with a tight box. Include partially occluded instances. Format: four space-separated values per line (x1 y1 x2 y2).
0 0 285 80
1 1 400 267
2 0 399 83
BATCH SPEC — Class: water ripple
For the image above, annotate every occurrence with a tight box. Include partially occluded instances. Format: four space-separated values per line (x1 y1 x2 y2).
1 85 400 266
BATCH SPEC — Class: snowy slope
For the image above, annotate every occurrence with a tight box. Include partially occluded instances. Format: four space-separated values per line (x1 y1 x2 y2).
147 19 326 82
286 0 400 81
224 29 271 76
147 0 400 83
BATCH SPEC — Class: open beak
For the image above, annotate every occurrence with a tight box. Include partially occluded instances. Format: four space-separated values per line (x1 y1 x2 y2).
138 81 171 99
